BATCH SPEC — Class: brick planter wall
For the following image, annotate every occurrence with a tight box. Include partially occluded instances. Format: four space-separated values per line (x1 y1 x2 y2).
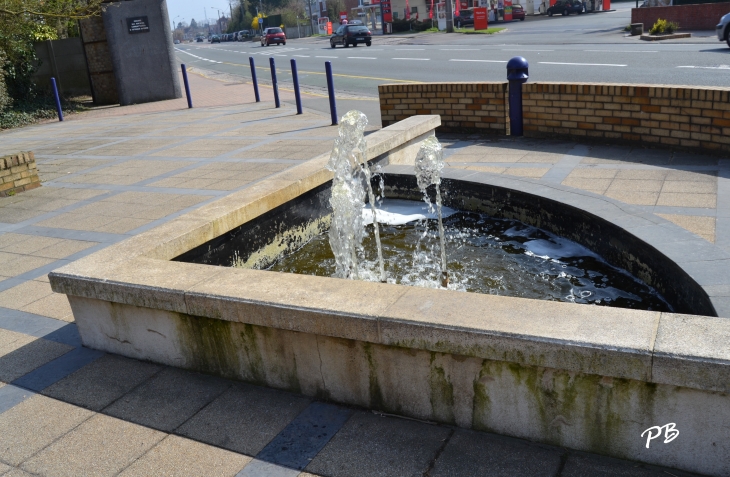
0 152 40 197
631 2 730 31
522 83 730 152
379 83 509 134
377 82 730 153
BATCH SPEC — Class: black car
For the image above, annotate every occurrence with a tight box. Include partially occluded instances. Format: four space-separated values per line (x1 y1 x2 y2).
211 35 221 43
547 0 583 15
330 24 372 48
454 10 474 28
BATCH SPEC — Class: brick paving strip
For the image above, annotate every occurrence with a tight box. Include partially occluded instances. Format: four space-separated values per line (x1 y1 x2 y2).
0 71 715 476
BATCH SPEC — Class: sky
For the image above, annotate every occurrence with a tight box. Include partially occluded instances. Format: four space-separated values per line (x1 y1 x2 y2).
167 0 235 27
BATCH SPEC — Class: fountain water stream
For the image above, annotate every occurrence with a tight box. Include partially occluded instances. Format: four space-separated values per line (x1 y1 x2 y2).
326 110 385 281
414 136 449 288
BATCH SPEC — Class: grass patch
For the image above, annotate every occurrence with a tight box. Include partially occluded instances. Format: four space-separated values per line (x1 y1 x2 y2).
0 96 88 131
456 27 506 34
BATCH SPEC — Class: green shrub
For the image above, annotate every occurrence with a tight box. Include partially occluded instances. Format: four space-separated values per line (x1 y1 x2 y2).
666 21 679 33
0 50 11 112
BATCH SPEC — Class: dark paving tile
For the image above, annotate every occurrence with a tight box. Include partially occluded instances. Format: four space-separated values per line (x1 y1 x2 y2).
103 367 230 432
306 411 451 477
430 429 562 477
177 382 311 456
0 338 73 383
561 452 703 477
12 347 104 391
42 354 162 411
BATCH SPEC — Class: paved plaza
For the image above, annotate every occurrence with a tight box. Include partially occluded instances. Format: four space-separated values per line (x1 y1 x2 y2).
0 70 723 476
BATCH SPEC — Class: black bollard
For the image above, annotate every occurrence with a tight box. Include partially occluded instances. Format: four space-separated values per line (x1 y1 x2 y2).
270 57 280 108
50 77 63 121
249 57 260 102
325 61 338 126
506 57 529 136
181 64 193 109
291 59 303 115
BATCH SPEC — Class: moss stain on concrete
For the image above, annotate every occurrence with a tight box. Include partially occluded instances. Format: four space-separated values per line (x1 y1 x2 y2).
429 353 456 424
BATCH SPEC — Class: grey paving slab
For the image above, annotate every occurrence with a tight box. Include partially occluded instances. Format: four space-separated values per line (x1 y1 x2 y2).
11 225 126 244
0 307 68 338
177 382 312 456
0 337 74 383
237 458 300 477
305 411 451 477
430 429 563 477
256 402 353 472
540 145 589 184
42 354 162 411
0 384 35 415
12 346 104 392
102 367 231 432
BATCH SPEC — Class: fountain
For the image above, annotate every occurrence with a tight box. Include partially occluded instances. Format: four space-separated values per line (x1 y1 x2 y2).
48 111 730 476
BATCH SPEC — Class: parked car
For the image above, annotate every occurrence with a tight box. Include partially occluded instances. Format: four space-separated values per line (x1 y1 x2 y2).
210 35 221 43
330 24 372 48
717 12 730 47
547 0 582 15
512 4 526 20
261 27 286 46
173 39 181 44
238 30 251 40
454 10 474 27
196 36 204 42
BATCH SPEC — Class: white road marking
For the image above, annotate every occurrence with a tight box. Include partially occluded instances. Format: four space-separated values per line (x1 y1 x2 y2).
293 55 310 57
449 59 507 63
540 62 626 67
502 49 554 52
677 65 730 69
348 57 377 59
393 57 430 60
396 48 425 50
316 56 338 58
440 48 479 50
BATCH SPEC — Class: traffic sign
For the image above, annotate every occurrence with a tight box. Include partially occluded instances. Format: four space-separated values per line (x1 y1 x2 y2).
258 18 263 24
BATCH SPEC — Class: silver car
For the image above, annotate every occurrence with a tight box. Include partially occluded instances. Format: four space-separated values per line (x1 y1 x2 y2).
717 12 730 46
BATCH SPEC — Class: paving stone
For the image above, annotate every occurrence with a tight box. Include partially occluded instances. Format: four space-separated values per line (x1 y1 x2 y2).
430 429 563 477
20 293 73 321
305 411 451 477
21 413 165 477
118 435 250 477
177 383 311 456
0 461 10 475
2 468 35 476
103 367 230 432
560 452 701 476
0 281 52 309
0 333 73 383
43 354 161 411
0 394 93 466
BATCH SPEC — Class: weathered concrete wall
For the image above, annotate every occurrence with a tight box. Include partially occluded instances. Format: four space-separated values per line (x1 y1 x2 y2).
101 0 181 105
32 39 91 97
79 15 119 105
68 295 730 477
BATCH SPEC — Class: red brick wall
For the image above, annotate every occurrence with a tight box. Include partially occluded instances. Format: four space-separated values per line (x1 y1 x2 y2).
631 2 730 31
379 83 509 135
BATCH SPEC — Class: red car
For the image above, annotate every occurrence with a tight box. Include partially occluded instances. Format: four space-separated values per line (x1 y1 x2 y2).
512 4 526 20
261 27 286 46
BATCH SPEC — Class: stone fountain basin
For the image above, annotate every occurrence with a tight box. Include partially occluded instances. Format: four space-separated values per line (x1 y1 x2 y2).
49 116 730 476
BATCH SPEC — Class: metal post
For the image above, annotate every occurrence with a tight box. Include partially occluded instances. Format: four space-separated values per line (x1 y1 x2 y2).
291 59 303 115
325 61 338 126
181 64 193 108
269 57 280 108
50 77 63 121
249 57 260 102
506 57 529 137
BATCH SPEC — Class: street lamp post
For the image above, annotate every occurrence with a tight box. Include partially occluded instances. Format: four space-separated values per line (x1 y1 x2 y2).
210 7 222 34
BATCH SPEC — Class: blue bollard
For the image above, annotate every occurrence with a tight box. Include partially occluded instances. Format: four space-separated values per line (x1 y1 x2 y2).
506 57 529 136
50 77 63 121
290 59 303 115
249 57 260 102
181 64 193 109
325 61 338 126
269 57 280 108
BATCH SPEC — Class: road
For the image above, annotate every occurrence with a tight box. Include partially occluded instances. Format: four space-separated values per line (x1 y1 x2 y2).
175 1 730 124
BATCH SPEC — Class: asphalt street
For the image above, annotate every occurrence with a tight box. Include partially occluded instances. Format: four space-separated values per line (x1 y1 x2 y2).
175 1 730 124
